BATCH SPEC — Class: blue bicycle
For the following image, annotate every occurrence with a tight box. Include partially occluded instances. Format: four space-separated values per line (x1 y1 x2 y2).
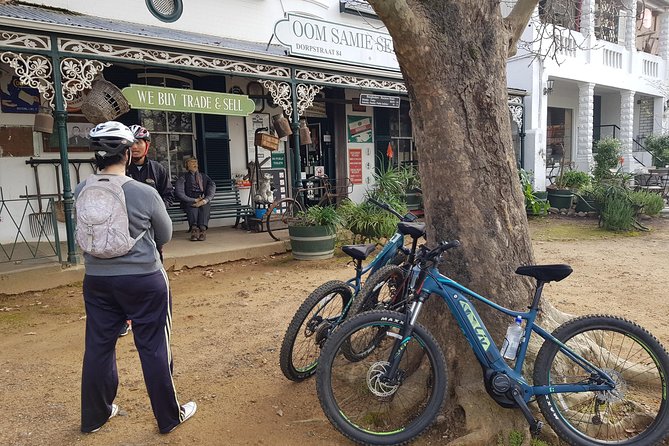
279 200 425 381
316 240 669 445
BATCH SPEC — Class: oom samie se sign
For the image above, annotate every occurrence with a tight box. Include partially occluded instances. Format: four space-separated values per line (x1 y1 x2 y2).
274 13 399 71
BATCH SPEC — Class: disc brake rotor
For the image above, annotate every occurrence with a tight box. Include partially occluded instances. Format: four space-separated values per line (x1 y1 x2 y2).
596 368 626 404
367 361 399 397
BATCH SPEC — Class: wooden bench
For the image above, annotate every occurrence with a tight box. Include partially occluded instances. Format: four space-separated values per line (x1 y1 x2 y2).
168 179 254 229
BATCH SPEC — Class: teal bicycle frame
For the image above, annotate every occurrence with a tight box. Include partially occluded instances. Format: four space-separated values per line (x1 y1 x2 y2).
408 265 617 400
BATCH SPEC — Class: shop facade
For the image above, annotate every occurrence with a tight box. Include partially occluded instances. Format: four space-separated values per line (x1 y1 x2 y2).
0 1 526 265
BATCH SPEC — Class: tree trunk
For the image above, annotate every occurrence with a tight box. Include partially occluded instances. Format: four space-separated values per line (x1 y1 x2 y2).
367 1 547 443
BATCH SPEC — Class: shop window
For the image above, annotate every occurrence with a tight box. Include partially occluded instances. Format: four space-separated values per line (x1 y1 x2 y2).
546 107 573 168
146 0 183 22
138 74 195 181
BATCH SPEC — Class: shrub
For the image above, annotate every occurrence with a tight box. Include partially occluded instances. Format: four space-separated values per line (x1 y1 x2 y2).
600 195 635 231
593 138 622 180
644 134 669 167
629 190 665 216
560 170 591 191
292 205 340 228
337 198 404 241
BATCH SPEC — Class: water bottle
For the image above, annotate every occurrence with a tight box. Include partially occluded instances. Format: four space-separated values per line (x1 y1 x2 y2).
500 315 523 360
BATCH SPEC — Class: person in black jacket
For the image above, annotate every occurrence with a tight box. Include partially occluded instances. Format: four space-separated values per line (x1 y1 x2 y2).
127 125 174 208
175 157 215 241
123 125 174 337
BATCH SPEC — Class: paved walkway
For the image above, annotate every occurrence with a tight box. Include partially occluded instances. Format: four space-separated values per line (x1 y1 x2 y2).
0 226 290 295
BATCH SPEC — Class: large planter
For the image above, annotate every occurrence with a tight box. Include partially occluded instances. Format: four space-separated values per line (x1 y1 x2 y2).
405 189 423 212
574 194 598 213
547 188 574 210
288 225 336 260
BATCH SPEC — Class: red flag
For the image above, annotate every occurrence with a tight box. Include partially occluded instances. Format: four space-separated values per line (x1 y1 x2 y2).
386 142 394 159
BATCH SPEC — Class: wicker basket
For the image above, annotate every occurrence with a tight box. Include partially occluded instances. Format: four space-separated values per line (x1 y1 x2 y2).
80 79 130 124
254 132 280 151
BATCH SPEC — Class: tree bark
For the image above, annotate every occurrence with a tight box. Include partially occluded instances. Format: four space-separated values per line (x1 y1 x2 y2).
367 0 549 443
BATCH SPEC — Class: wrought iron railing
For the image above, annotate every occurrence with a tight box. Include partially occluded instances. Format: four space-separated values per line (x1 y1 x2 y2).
0 188 62 264
593 124 651 167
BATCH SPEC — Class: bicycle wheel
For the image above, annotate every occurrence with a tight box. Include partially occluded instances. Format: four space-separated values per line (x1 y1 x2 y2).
279 280 352 381
266 198 304 241
533 315 669 445
349 265 408 317
316 310 447 445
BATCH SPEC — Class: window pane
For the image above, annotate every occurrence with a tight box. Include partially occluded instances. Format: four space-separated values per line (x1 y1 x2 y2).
169 135 194 181
141 110 167 132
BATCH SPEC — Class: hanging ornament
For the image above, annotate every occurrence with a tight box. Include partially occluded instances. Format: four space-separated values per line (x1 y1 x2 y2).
299 119 312 145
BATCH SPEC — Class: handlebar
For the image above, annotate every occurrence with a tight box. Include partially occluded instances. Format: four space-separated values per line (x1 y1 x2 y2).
418 240 461 265
367 197 417 222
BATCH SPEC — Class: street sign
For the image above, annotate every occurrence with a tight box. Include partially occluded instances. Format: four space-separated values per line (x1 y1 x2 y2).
122 84 255 116
359 93 400 108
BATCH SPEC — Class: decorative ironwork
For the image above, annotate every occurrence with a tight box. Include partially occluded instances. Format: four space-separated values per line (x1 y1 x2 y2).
59 38 291 78
261 80 293 116
0 52 54 109
0 31 51 50
295 69 406 93
508 96 524 129
296 84 323 117
61 58 110 105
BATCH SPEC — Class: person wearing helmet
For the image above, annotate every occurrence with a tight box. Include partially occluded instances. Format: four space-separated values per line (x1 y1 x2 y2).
75 121 196 434
124 125 173 337
127 124 174 208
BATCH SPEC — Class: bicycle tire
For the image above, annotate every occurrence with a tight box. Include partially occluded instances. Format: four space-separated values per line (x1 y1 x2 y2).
279 280 352 381
349 264 408 317
266 198 304 241
316 310 447 445
533 314 669 446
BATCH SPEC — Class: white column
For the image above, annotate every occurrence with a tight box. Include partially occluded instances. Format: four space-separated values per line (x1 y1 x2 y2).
620 90 636 172
576 82 595 172
658 13 669 131
580 0 595 38
624 0 637 51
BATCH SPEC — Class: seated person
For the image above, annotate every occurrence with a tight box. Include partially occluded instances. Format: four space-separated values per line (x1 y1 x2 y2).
175 157 215 241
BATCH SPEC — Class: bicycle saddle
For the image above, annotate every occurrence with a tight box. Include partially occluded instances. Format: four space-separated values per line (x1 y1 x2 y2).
398 222 425 239
515 264 573 283
341 244 377 261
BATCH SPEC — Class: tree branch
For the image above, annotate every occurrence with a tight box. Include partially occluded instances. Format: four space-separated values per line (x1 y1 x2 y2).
504 0 540 56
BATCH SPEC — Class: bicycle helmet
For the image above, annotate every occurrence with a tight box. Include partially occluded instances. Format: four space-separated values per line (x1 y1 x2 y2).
129 124 151 141
89 121 134 158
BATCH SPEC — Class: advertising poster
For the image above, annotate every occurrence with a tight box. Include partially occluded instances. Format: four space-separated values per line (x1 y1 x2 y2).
349 148 363 184
347 115 373 144
0 74 40 113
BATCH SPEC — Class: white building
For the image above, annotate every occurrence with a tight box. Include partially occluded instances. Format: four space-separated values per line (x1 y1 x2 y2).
3 0 660 264
507 0 669 191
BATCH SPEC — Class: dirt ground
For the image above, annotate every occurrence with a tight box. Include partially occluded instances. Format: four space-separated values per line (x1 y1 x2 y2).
1 216 669 446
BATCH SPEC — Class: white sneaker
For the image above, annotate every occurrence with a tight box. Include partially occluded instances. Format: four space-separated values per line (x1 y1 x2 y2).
89 403 119 433
180 401 197 423
166 401 197 433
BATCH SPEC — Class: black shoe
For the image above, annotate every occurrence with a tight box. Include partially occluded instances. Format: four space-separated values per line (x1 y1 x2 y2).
119 322 131 337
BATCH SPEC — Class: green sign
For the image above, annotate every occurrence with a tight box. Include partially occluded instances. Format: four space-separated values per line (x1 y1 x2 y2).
271 152 286 168
122 84 255 116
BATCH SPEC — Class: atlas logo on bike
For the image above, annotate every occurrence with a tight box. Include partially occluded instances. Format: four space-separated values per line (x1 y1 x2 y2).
459 301 491 351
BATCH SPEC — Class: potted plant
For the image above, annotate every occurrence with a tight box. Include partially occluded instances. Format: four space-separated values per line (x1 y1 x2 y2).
337 195 407 242
547 168 590 210
398 164 422 213
288 205 340 260
519 169 549 216
574 184 598 214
